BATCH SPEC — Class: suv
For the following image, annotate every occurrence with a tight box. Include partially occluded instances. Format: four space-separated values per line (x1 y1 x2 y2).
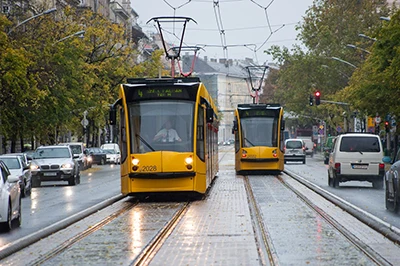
328 133 385 188
30 145 80 187
284 139 306 164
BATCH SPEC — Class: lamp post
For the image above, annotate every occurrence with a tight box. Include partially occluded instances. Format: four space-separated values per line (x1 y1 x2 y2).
346 44 371 54
7 7 57 35
53 30 85 45
358 33 377 42
331 57 357 69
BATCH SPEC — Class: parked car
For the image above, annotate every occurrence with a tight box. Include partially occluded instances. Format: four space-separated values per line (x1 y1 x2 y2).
86 147 107 165
59 142 91 170
384 149 400 212
0 160 21 231
0 154 32 197
323 136 336 164
284 139 306 164
328 133 385 188
30 145 80 187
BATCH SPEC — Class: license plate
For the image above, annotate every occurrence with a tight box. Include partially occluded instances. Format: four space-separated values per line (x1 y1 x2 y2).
43 172 57 176
352 164 368 169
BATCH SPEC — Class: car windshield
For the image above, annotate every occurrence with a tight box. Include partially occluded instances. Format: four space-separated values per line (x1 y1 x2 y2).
0 158 21 169
104 149 116 154
128 101 194 153
34 148 71 159
69 145 82 154
240 117 278 147
286 141 303 149
340 136 381 152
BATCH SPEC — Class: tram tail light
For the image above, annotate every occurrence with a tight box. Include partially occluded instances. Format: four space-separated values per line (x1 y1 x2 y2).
334 163 341 174
242 150 247 158
272 149 278 158
132 158 140 171
185 156 193 170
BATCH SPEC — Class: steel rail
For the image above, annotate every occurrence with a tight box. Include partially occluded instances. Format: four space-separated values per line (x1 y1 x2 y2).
131 202 190 266
244 175 278 266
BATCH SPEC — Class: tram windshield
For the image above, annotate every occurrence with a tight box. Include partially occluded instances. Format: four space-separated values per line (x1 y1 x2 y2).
128 101 194 153
240 117 278 147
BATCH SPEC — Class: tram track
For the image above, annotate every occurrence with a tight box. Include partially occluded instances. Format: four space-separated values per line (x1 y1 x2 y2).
277 173 390 266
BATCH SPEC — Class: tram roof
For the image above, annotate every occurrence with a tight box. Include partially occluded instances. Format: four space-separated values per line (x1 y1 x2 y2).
125 77 201 85
237 103 281 110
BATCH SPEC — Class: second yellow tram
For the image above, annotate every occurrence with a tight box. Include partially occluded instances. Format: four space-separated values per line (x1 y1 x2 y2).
233 103 285 174
110 77 219 198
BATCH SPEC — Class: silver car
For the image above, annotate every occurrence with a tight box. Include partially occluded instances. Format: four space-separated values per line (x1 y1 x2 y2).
0 155 32 197
30 145 80 187
0 160 21 231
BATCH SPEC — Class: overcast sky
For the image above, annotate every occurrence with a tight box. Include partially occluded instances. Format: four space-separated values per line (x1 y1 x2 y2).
132 0 314 64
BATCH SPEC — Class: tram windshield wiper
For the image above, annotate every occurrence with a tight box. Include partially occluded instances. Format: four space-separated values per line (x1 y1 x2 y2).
244 137 255 147
136 134 155 152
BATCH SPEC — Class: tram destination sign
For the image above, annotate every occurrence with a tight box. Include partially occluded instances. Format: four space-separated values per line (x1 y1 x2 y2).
126 85 197 101
239 109 278 118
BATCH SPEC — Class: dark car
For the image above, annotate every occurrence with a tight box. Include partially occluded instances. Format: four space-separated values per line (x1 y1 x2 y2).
323 136 336 164
384 149 400 212
87 147 107 165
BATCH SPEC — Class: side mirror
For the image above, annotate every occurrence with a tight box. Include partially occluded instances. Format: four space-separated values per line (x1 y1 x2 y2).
109 107 117 126
233 120 238 132
206 108 214 123
8 176 19 183
382 156 392 164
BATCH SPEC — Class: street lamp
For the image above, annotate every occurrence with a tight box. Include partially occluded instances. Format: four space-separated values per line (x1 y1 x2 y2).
358 33 377 42
346 44 371 54
53 30 86 45
331 57 357 69
7 7 57 35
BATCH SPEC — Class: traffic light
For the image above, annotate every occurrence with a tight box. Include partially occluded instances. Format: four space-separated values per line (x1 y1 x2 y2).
309 95 314 106
315 91 321 105
385 121 390 133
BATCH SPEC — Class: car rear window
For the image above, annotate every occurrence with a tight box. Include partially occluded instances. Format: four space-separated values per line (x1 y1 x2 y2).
286 141 303 149
339 136 380 152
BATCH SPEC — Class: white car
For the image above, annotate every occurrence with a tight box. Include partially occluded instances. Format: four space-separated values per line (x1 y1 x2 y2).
328 133 385 188
0 160 21 231
104 150 121 164
0 155 32 197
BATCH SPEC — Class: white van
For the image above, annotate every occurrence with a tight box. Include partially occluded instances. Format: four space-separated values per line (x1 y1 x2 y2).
328 133 385 189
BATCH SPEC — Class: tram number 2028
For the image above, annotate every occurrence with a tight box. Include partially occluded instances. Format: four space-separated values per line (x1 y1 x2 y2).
141 165 157 172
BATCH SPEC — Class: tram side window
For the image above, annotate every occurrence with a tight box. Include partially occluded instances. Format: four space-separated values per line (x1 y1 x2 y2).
197 106 205 161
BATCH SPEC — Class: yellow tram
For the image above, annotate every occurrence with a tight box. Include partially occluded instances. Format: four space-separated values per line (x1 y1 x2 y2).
109 77 219 197
233 103 285 174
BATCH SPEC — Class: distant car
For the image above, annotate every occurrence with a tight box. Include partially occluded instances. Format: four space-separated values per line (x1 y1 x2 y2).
328 133 384 188
301 139 315 157
0 154 32 197
87 147 107 165
284 139 306 164
104 149 121 164
0 160 21 231
59 142 91 170
30 145 81 187
384 149 400 212
323 136 336 164
101 143 121 164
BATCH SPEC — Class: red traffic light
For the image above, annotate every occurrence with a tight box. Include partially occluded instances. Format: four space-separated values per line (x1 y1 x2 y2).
385 121 389 126
315 91 321 97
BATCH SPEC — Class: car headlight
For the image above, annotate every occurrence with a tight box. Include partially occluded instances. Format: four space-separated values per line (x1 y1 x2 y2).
87 156 92 162
61 163 73 169
30 163 39 171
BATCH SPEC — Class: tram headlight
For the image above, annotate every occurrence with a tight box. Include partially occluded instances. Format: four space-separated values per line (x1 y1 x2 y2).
132 158 140 171
185 156 193 170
